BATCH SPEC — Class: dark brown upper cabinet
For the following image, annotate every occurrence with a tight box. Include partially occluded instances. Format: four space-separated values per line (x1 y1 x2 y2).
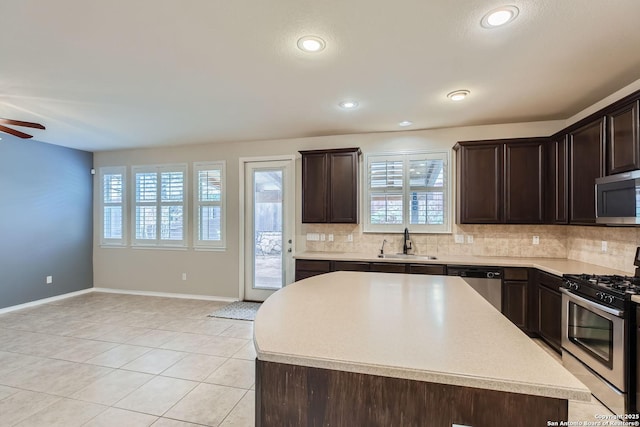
607 100 640 175
504 140 545 223
569 118 605 224
456 141 503 223
300 148 361 223
545 135 569 224
455 138 546 224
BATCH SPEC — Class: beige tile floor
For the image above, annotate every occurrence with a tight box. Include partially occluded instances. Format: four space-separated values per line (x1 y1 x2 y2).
0 292 616 426
0 292 255 427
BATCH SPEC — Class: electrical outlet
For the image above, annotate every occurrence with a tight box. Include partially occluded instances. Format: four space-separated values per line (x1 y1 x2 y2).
602 240 608 252
532 236 540 245
454 234 464 244
466 235 474 244
306 233 320 241
328 234 334 242
46 276 53 284
347 234 353 242
182 273 187 281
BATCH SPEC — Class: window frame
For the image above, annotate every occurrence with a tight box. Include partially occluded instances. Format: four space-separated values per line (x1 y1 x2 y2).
131 163 188 248
99 166 127 247
363 150 451 234
193 161 226 250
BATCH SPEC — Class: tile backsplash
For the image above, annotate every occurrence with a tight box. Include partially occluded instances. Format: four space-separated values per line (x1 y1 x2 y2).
299 223 640 274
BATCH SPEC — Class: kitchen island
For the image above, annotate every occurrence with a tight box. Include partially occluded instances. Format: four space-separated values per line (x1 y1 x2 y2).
254 271 590 427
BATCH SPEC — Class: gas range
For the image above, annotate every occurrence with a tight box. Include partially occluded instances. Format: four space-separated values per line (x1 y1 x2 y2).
562 273 640 310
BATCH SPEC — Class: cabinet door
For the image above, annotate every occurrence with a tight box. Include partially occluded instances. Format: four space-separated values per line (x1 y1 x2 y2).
505 140 545 223
329 151 358 223
502 281 527 329
333 261 370 272
409 264 446 275
370 263 407 273
569 118 605 224
545 136 568 224
301 153 328 223
538 285 562 352
458 143 503 223
607 100 640 175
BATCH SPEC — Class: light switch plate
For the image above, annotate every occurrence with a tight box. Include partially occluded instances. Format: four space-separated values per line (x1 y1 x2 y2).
347 234 353 242
328 234 334 242
602 240 607 252
454 234 464 244
466 235 474 244
306 233 320 241
532 236 539 245
320 234 326 241
46 275 53 284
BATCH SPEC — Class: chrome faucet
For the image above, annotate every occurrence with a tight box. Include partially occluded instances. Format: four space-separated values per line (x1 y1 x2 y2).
379 239 388 257
403 228 412 254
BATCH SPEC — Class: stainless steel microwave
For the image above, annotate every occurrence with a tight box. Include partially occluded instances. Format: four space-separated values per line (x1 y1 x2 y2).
595 170 640 224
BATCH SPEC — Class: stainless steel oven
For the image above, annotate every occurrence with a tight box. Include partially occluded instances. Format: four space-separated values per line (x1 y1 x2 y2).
561 288 627 414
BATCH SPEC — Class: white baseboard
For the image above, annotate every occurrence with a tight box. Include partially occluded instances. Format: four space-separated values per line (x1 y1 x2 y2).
0 287 238 314
0 288 94 314
92 287 239 302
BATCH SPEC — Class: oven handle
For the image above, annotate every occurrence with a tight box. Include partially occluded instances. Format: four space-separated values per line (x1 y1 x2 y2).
559 288 624 317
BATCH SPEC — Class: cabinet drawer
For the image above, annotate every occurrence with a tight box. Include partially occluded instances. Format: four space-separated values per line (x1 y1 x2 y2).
334 261 370 272
409 264 446 275
503 267 528 281
370 263 407 273
296 260 331 272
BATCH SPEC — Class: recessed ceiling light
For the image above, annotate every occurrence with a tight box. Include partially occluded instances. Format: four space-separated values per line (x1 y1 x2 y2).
398 120 413 127
481 6 519 28
447 90 470 101
297 36 326 53
338 100 359 109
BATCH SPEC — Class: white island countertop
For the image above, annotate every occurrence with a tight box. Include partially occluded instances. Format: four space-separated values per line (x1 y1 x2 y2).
254 271 591 401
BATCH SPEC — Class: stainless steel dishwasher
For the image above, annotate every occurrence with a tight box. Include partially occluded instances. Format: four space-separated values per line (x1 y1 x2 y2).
447 265 503 311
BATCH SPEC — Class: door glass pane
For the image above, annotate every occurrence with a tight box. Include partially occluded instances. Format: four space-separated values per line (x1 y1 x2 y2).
568 302 613 366
253 169 283 289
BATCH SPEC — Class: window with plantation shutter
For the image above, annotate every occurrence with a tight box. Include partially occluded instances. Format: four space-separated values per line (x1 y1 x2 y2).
132 164 187 247
365 152 450 233
100 166 126 246
194 162 226 249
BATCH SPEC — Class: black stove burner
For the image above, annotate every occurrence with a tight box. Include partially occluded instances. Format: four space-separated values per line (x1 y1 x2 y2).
564 274 640 294
562 273 639 310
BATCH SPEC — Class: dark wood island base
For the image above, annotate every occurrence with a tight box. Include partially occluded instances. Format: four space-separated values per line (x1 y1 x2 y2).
256 359 568 427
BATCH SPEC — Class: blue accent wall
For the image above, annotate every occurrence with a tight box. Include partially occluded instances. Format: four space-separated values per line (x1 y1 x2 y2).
0 138 93 309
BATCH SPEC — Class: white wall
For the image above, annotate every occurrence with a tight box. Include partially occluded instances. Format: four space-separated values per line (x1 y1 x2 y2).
93 120 563 298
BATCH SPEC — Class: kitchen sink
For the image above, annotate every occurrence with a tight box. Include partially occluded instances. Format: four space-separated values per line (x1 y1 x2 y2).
377 253 437 260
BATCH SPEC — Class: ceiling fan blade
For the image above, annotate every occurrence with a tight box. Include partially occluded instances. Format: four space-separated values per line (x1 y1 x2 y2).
0 118 45 130
0 124 33 139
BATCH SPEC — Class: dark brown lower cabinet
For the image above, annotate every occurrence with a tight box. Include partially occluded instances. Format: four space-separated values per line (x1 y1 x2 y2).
536 272 563 353
295 260 447 281
256 360 567 427
501 268 529 331
409 264 446 275
333 261 370 272
370 263 407 273
294 260 331 281
503 281 528 329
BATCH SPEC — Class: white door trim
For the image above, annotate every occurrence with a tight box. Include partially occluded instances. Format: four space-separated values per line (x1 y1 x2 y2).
238 155 296 301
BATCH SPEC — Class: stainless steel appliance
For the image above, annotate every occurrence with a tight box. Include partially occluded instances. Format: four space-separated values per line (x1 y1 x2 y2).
561 273 638 414
448 266 502 311
595 170 640 225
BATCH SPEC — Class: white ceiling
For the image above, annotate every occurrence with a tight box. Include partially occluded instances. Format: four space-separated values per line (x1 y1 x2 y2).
1 0 640 152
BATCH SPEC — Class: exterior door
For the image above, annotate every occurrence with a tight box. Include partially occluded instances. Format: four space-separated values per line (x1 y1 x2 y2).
243 159 294 301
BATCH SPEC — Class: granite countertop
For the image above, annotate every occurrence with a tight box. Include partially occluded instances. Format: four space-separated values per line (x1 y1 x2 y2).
294 251 632 277
254 271 591 401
